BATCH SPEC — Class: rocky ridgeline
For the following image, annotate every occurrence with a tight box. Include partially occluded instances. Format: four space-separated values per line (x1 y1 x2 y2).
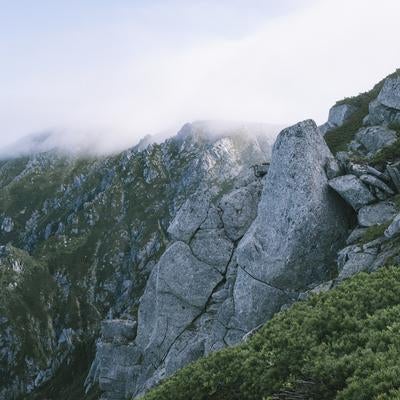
0 122 271 400
326 76 400 281
85 120 352 399
2 73 400 399
85 73 400 400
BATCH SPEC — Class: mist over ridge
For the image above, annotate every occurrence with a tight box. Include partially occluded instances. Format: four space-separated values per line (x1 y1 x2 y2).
0 120 283 159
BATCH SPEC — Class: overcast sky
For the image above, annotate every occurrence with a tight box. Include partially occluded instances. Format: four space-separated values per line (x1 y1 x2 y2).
1 0 400 153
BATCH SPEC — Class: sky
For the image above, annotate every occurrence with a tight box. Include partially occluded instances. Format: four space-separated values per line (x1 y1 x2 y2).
1 0 400 153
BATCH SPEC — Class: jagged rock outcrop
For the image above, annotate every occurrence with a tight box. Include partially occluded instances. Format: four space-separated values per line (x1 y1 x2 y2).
325 73 400 283
85 173 265 399
355 126 397 155
328 174 376 210
319 103 357 135
231 120 353 332
366 76 400 125
88 120 368 399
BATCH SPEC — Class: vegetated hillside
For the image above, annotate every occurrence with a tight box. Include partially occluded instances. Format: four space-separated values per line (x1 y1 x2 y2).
143 265 400 400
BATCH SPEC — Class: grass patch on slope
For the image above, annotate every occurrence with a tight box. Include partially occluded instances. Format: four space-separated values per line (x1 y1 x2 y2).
143 266 400 400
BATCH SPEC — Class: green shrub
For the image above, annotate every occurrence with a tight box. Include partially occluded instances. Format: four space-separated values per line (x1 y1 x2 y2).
143 266 400 400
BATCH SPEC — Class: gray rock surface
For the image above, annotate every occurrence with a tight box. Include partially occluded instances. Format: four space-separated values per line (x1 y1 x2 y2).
101 174 266 399
231 120 352 331
319 104 357 135
101 320 137 343
220 183 262 241
337 245 376 280
329 175 376 210
136 241 223 366
359 174 395 196
355 126 397 155
167 193 211 242
325 158 342 180
329 104 357 127
1 216 14 233
357 202 398 227
387 163 400 193
377 76 400 110
346 227 368 245
367 77 400 125
384 213 400 238
190 229 233 272
232 267 291 332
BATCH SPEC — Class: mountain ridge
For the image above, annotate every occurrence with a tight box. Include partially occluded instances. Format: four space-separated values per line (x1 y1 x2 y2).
2 70 400 400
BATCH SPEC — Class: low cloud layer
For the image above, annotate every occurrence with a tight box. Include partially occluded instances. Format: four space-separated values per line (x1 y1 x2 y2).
1 0 400 154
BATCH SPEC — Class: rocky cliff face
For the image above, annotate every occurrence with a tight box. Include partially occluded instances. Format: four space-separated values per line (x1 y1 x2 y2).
85 119 355 400
85 172 265 398
0 122 272 400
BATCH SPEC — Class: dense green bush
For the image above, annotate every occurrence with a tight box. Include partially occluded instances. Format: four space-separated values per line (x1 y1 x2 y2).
143 266 400 400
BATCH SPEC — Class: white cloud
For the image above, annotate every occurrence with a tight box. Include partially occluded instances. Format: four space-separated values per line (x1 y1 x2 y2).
1 0 400 153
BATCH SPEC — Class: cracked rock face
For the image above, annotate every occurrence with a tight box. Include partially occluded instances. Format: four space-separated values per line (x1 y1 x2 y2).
136 240 223 367
232 120 353 332
166 193 211 243
220 183 261 241
89 174 264 399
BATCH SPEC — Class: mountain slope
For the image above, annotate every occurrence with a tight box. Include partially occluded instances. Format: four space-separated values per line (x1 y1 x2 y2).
3 69 400 400
0 122 273 400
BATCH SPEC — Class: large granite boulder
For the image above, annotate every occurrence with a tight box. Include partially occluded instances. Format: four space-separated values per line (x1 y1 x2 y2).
378 76 400 110
319 103 357 135
232 120 352 331
366 76 400 125
357 202 398 227
355 126 397 155
329 175 376 210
